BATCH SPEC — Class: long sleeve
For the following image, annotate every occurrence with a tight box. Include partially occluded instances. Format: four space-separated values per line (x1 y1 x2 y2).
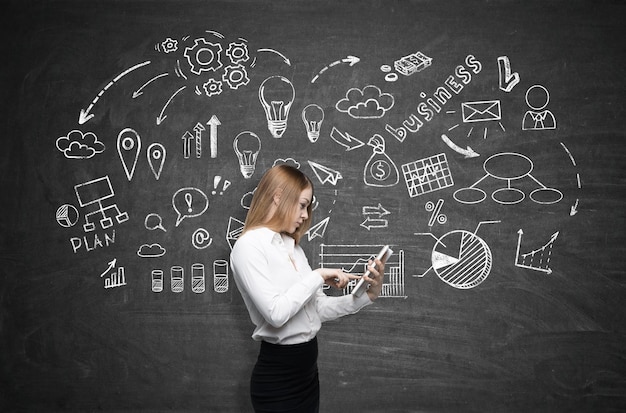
231 234 323 328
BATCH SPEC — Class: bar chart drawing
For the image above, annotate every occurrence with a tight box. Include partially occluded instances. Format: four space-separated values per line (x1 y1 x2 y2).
319 244 406 298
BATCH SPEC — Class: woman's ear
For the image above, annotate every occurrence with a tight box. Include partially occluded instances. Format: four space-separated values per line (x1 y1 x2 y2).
272 189 282 206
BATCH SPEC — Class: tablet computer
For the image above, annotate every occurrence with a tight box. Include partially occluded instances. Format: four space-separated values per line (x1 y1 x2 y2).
352 245 393 297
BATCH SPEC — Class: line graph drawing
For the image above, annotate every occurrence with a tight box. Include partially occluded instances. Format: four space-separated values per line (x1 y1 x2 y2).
401 153 454 198
515 229 559 274
319 244 406 298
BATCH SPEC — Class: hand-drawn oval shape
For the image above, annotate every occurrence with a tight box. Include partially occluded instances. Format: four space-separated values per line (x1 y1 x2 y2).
483 152 533 180
529 188 563 204
453 187 487 204
492 187 525 204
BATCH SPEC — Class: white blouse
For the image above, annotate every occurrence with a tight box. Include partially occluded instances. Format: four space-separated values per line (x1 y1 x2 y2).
230 227 372 345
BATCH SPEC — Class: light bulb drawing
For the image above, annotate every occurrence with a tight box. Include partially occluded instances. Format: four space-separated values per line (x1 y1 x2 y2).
301 104 324 143
258 75 295 138
233 131 261 179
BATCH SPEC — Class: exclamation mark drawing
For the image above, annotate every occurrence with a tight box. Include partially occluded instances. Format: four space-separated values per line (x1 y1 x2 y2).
211 175 231 195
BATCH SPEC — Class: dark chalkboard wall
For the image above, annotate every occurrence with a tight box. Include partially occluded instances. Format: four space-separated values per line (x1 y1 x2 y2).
2 0 625 411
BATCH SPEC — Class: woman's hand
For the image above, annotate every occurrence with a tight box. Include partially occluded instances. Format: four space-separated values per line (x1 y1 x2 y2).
364 257 386 301
314 268 360 290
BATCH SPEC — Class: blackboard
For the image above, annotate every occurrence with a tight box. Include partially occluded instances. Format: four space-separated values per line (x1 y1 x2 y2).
2 0 626 411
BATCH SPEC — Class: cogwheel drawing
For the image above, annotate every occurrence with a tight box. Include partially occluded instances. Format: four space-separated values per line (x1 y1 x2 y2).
222 64 250 89
226 42 250 64
184 38 223 75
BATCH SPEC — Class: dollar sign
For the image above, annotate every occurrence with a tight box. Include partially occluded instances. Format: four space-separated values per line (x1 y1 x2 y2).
372 160 389 181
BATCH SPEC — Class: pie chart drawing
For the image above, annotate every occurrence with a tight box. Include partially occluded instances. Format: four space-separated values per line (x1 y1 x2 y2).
431 230 492 289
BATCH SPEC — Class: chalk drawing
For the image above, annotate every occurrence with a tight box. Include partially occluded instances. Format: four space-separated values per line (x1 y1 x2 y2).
425 199 447 227
151 269 164 293
79 60 150 124
213 260 229 293
56 130 105 159
137 243 166 258
192 228 213 249
259 75 295 138
210 175 231 195
191 263 206 293
336 85 394 119
515 229 559 274
172 187 209 227
319 244 406 298
311 55 359 83
56 204 79 228
302 104 324 143
394 51 432 76
497 56 520 92
171 266 184 293
308 160 342 185
102 265 126 289
117 128 141 181
385 54 482 142
330 127 364 151
74 175 128 232
522 85 556 130
441 133 480 158
416 221 500 289
144 213 166 232
401 153 454 198
226 217 245 250
306 217 330 241
361 203 390 231
453 152 563 205
233 131 261 178
207 115 221 158
363 135 399 187
147 143 166 180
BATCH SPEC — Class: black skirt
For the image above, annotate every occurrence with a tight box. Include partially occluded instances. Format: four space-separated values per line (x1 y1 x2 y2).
250 337 319 413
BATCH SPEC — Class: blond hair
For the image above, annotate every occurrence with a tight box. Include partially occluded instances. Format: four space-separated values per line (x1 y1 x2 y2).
243 164 314 243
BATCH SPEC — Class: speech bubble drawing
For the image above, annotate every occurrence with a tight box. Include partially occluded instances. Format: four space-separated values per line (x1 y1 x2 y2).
172 187 209 227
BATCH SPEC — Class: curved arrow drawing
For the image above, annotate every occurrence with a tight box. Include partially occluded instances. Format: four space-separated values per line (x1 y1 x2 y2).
156 85 186 125
441 134 479 158
256 48 291 66
311 55 360 83
133 72 169 98
79 60 151 124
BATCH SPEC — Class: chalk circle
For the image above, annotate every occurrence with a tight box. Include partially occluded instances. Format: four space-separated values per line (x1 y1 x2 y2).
380 64 392 73
385 73 398 82
197 49 215 65
492 187 525 205
453 187 487 204
151 147 162 159
56 204 79 227
530 187 563 204
122 136 135 150
484 152 533 180
525 84 550 111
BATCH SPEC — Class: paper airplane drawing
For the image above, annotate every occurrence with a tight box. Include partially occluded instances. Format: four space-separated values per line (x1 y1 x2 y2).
306 216 330 241
308 161 342 185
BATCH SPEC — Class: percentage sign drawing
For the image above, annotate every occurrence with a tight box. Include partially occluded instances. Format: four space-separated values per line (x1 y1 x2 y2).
425 199 447 227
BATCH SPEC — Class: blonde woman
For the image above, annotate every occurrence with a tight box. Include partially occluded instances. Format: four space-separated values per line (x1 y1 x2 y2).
230 164 387 412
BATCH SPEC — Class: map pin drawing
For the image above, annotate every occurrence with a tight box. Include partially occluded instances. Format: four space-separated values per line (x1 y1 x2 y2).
117 128 141 181
147 142 166 180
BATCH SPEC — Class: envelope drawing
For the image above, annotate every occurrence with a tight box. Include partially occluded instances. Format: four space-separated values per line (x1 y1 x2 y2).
461 100 502 123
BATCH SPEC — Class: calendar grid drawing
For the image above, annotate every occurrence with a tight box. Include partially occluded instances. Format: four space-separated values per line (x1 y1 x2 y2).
401 153 454 197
